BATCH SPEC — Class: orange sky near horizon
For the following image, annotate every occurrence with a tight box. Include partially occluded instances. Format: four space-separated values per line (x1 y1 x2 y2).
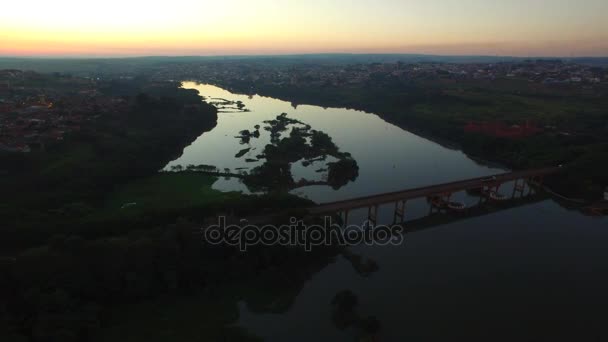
2 0 608 57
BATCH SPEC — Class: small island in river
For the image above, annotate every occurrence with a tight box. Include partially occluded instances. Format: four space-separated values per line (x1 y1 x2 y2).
234 113 359 191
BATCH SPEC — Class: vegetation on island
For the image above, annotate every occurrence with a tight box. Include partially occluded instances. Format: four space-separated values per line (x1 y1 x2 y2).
207 97 249 113
232 113 360 191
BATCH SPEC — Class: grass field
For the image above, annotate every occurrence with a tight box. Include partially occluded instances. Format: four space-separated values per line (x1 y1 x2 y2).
105 172 242 213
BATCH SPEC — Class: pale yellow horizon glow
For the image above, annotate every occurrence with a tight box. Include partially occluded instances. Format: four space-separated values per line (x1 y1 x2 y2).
2 0 608 57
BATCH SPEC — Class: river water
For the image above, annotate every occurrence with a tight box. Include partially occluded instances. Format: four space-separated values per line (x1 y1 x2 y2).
168 82 608 341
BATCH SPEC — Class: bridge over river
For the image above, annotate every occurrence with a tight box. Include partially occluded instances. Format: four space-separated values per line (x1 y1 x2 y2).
204 167 562 231
309 166 561 226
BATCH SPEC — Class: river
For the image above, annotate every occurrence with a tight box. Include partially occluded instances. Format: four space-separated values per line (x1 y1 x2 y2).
167 82 608 341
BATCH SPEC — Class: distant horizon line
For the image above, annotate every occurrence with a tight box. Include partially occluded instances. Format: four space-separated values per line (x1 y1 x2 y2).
1 53 608 60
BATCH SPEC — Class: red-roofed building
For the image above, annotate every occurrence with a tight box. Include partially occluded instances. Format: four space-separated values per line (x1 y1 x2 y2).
464 120 542 138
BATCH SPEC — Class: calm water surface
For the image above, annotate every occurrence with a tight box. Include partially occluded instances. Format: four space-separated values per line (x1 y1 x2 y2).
168 83 502 202
168 82 608 341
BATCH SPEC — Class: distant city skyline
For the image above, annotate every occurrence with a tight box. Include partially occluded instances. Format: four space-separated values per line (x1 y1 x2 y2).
2 0 608 57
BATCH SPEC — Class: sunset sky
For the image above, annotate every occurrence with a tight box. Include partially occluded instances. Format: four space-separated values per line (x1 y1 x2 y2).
1 0 607 57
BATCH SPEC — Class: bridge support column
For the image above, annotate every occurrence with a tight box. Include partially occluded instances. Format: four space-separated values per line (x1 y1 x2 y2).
440 193 452 212
526 178 535 196
428 196 437 214
480 183 503 202
428 197 436 214
340 210 350 227
479 184 495 204
393 200 407 224
367 205 378 227
527 176 544 195
478 188 486 205
494 183 502 193
512 178 525 198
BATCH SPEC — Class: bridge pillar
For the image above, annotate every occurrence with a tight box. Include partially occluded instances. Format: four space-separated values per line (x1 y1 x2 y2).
512 178 526 198
340 210 350 226
477 188 486 205
526 178 535 196
480 183 503 202
368 205 378 227
442 192 453 202
494 183 502 193
527 175 544 195
393 200 407 224
479 185 494 204
428 196 437 214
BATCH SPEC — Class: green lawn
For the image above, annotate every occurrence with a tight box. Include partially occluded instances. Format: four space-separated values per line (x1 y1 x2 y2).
105 172 242 213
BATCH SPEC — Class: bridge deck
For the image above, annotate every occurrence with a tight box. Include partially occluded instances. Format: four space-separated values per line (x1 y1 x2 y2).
310 167 560 214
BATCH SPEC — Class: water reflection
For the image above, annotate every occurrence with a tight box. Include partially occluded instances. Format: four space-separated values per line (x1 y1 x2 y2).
167 82 504 203
237 200 608 341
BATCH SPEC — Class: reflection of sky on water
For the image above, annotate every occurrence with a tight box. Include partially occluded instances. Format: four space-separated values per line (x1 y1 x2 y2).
167 82 504 204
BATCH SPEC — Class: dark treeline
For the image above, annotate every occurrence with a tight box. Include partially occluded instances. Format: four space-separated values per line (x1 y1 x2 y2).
2 55 608 77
